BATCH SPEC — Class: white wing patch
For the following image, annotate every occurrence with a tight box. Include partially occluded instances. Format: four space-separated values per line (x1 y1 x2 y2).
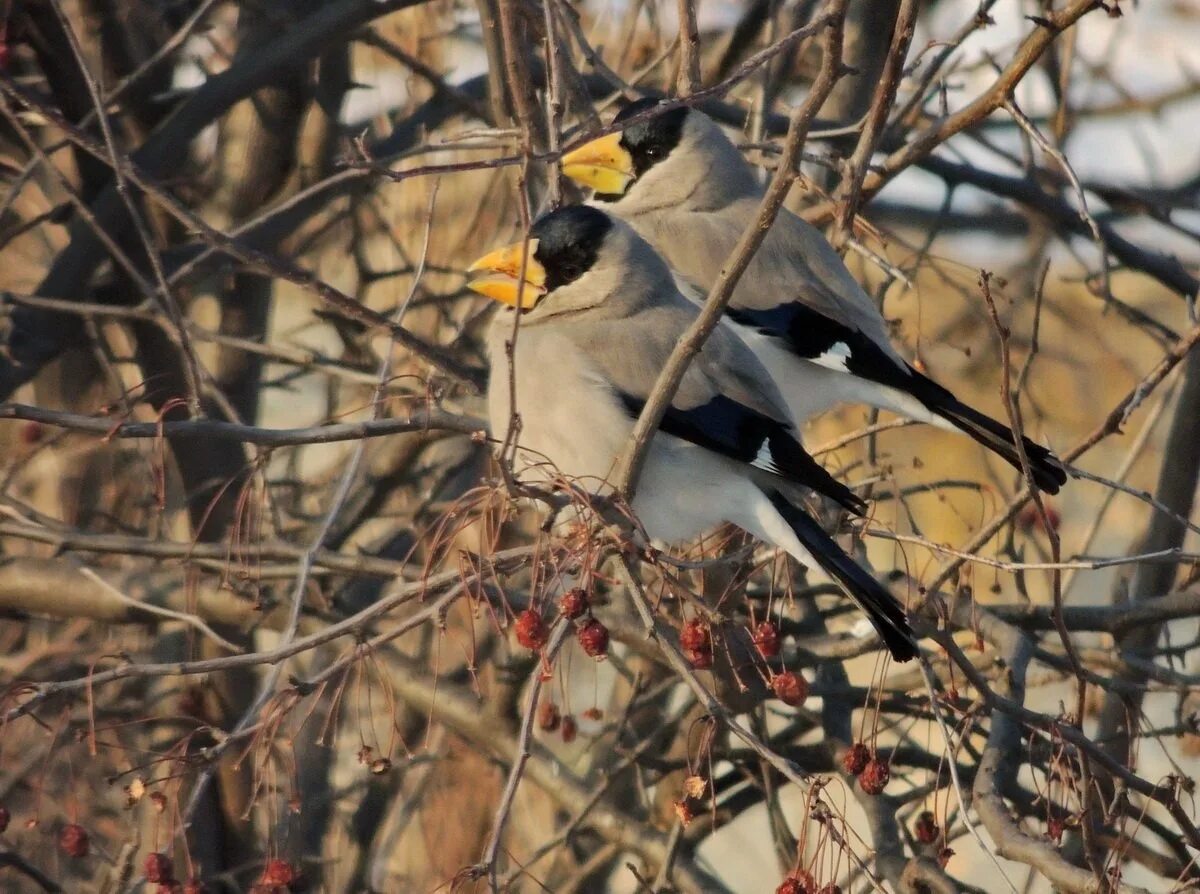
752 439 779 476
810 341 852 373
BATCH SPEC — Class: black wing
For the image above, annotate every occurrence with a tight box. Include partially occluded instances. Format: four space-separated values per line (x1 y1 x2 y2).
617 391 865 516
727 302 1068 494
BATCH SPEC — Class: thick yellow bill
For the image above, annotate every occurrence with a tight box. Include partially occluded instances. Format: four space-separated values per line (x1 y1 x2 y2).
561 132 635 196
466 240 547 309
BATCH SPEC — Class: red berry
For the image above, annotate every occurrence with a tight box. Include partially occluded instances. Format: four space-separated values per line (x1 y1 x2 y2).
818 886 843 894
514 609 547 650
842 742 870 776
60 823 89 858
685 646 714 669
145 852 174 883
680 619 711 653
183 881 207 894
0 805 9 833
1016 501 1062 534
1047 816 1064 843
560 714 577 743
752 620 780 658
914 810 939 844
558 588 588 619
537 701 561 732
771 671 808 706
673 799 695 827
259 859 296 886
937 847 954 868
19 421 43 445
776 872 815 894
577 619 609 659
859 758 890 795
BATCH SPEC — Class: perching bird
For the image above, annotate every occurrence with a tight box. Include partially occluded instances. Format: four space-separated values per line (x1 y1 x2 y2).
560 99 1068 494
467 204 917 661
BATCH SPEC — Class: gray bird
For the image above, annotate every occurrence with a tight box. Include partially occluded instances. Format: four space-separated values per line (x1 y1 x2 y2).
467 204 917 661
560 99 1068 494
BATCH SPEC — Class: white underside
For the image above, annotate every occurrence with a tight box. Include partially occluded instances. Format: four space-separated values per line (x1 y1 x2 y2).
489 316 821 569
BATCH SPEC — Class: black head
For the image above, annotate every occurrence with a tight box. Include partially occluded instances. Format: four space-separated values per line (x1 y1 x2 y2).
530 206 614 292
612 98 689 179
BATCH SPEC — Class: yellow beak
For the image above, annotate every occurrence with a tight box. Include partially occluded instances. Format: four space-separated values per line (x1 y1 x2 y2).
466 240 547 309
561 132 635 196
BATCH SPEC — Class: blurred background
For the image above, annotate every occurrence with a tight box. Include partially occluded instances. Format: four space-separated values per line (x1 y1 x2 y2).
1 0 1198 891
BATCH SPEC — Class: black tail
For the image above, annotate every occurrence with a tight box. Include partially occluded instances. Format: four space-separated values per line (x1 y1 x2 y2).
769 493 917 662
928 394 1067 494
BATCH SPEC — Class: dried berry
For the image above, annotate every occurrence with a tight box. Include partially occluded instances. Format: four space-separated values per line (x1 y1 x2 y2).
577 619 609 659
1017 501 1062 534
776 872 815 894
685 647 714 669
581 707 603 721
1047 816 1064 844
60 823 89 858
859 758 890 795
0 805 9 833
771 671 808 706
752 620 780 658
914 810 939 844
673 799 694 827
183 880 208 894
145 852 174 883
259 859 296 886
537 701 561 732
817 886 842 894
937 847 954 868
560 715 578 744
514 609 548 651
842 742 870 776
680 619 711 653
19 421 43 446
558 588 588 619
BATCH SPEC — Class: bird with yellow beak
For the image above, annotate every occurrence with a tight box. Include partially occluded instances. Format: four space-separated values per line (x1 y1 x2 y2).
465 204 917 662
561 97 1067 494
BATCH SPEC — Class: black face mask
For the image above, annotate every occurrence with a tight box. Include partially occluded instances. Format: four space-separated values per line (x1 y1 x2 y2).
530 206 614 292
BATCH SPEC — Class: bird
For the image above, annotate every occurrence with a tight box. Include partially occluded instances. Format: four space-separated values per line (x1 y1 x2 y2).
467 204 917 661
559 98 1068 494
